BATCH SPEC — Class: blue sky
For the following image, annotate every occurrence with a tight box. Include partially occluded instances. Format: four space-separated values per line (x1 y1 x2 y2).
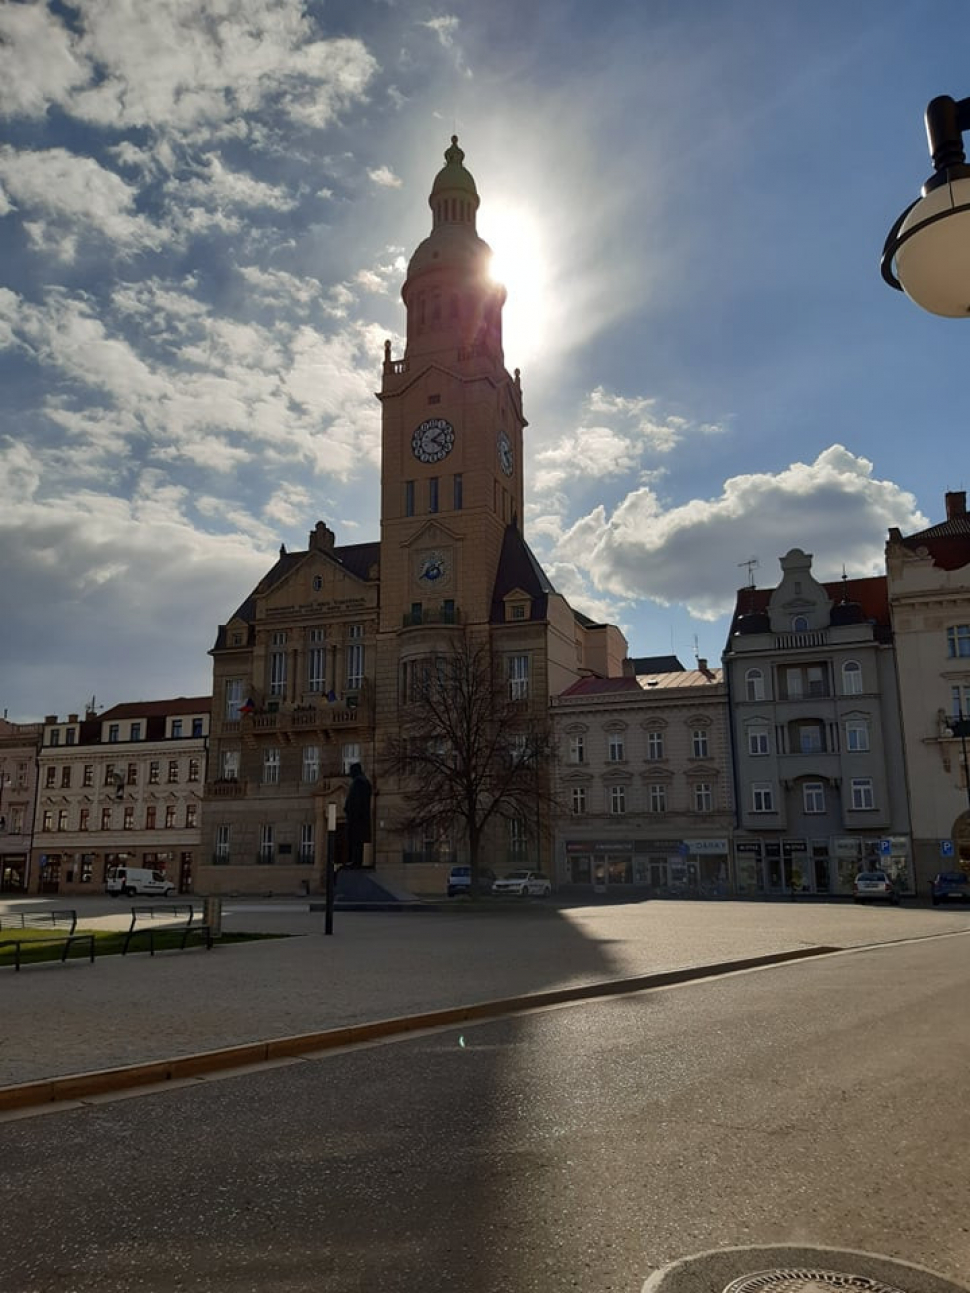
1 0 968 721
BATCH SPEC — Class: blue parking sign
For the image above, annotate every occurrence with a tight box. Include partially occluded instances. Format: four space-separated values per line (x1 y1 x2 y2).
940 840 955 857
878 838 892 856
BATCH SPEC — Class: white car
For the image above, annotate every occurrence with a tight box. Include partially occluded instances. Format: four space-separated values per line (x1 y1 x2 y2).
492 869 552 897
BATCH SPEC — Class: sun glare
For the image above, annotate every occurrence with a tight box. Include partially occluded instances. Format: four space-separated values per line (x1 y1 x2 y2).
480 203 552 367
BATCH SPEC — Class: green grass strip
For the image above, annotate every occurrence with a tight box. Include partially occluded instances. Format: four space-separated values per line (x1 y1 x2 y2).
0 928 282 968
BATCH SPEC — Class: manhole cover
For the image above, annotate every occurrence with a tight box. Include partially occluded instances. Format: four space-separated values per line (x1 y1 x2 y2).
725 1272 909 1293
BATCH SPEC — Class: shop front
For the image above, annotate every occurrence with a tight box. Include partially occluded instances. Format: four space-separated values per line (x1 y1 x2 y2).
561 837 732 896
732 835 913 896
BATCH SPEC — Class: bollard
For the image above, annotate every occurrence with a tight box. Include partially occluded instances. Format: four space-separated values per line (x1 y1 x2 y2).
203 895 222 939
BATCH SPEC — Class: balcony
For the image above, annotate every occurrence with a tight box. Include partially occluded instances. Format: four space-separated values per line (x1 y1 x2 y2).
206 778 247 798
402 606 462 628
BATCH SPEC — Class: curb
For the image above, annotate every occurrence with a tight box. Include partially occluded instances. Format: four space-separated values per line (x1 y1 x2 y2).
0 945 837 1113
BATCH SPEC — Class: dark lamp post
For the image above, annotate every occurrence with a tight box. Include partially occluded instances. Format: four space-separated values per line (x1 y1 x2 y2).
949 715 970 815
881 95 970 316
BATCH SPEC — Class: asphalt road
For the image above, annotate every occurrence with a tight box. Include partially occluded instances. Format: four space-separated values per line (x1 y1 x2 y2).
2 931 968 1293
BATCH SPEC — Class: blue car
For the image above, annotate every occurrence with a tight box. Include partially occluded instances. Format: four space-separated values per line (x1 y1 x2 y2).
931 871 970 905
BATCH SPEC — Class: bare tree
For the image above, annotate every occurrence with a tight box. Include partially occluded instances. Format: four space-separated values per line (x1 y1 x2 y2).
384 635 557 891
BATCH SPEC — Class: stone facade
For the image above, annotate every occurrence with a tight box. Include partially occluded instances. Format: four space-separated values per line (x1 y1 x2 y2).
886 491 970 892
0 716 43 893
723 549 911 896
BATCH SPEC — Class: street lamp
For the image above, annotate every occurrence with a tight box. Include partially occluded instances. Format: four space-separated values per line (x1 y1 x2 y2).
947 712 970 815
881 95 970 316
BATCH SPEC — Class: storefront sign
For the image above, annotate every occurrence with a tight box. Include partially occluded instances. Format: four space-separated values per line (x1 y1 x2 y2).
682 839 728 854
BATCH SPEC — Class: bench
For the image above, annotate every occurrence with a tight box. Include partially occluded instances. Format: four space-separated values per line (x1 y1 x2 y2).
0 909 96 972
122 904 213 956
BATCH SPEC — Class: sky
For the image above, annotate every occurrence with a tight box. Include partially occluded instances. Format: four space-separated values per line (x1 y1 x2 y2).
2 0 969 722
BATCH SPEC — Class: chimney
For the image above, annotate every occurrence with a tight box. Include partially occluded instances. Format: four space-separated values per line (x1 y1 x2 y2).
945 491 967 520
309 521 335 552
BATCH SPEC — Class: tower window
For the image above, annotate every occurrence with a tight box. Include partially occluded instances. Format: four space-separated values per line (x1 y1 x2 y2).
429 478 439 513
454 474 462 510
428 393 441 404
405 480 415 517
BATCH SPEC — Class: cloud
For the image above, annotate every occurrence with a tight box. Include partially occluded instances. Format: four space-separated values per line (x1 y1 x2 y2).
0 146 163 257
368 165 403 188
0 2 379 138
553 445 927 621
174 154 298 213
533 386 723 493
421 14 471 76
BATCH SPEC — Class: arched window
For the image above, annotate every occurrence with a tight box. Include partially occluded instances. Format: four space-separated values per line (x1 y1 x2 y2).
745 668 765 702
842 660 862 695
792 615 809 632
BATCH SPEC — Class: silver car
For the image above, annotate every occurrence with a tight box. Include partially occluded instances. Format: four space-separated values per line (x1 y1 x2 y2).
492 869 552 897
853 870 901 905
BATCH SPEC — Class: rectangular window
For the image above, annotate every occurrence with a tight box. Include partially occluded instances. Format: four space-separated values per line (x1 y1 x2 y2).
172 719 183 739
186 803 197 829
342 743 361 775
192 718 204 737
308 645 327 692
108 724 120 743
164 805 176 829
799 724 823 753
302 745 320 782
947 624 970 658
259 823 274 863
100 807 112 830
752 783 775 813
149 761 160 785
692 729 709 758
49 729 60 747
851 778 875 810
804 781 826 814
270 649 287 697
65 729 75 745
453 474 463 510
188 758 200 782
57 809 68 831
225 678 243 721
693 783 713 812
216 824 231 861
570 786 587 814
263 748 281 784
648 783 667 813
568 734 585 764
79 808 90 832
123 806 134 830
126 763 137 786
146 806 157 830
45 766 56 788
429 477 439 513
167 760 179 783
83 764 94 787
130 723 141 741
42 810 53 831
748 729 770 756
610 785 627 815
647 731 665 760
300 822 314 864
785 668 803 700
608 733 625 762
346 641 364 690
508 654 529 701
222 750 239 780
405 480 415 517
745 670 765 702
845 719 870 752
807 666 825 697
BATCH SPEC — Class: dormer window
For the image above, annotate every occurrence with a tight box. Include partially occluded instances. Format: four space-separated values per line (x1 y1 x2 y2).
792 615 809 632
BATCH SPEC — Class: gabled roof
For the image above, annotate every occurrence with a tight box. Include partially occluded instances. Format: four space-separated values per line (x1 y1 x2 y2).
559 676 642 697
891 517 970 572
627 654 685 674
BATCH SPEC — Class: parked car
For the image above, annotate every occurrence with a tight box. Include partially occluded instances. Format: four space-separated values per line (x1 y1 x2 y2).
446 865 496 897
492 869 552 897
106 866 175 898
853 870 901 905
931 871 970 905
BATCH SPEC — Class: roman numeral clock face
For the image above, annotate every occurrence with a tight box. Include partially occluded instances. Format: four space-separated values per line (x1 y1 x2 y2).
411 418 454 464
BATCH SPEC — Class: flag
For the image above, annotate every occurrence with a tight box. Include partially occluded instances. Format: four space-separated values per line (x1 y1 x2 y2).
326 689 337 703
239 697 256 715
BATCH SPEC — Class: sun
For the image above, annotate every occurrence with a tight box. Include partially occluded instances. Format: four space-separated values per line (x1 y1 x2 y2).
479 202 552 367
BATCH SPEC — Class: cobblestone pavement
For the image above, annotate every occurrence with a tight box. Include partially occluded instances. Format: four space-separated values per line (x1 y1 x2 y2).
2 894 968 1087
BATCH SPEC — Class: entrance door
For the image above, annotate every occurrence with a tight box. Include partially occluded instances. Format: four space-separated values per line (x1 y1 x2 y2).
0 856 26 892
649 861 667 892
593 857 607 891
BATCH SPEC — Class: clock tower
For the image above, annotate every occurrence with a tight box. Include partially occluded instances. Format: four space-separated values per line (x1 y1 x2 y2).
378 136 526 633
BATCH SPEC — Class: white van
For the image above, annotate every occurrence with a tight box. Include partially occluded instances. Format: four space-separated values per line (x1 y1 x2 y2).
105 866 175 898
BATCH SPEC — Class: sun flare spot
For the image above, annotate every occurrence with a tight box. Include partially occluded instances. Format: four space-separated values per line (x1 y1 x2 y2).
480 203 552 366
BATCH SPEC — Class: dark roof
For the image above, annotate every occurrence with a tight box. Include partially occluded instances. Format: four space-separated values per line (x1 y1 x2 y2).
99 697 212 719
892 517 970 572
627 654 685 673
728 575 890 640
490 526 555 622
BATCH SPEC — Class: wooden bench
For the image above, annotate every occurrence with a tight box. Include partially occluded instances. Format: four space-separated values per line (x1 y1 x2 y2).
0 909 95 972
122 904 213 956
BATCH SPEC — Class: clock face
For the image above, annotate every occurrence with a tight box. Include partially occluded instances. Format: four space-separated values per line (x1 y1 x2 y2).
418 551 447 584
412 418 454 464
498 431 514 476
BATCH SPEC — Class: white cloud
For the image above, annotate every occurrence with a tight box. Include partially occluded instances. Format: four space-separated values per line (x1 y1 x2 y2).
553 445 927 621
0 146 163 256
368 165 402 188
174 154 298 212
421 14 471 76
0 1 87 119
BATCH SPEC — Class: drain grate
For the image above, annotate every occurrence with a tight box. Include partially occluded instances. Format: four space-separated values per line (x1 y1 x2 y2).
724 1271 910 1293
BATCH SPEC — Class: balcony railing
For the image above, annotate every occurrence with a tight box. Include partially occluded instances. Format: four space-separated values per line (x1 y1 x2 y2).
774 630 828 650
402 606 462 628
206 778 246 797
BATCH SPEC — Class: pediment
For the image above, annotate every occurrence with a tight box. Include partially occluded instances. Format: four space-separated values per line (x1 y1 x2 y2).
258 551 376 618
402 519 462 549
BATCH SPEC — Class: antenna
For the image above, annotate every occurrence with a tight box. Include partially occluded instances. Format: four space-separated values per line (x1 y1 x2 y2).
738 556 759 588
693 634 700 664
